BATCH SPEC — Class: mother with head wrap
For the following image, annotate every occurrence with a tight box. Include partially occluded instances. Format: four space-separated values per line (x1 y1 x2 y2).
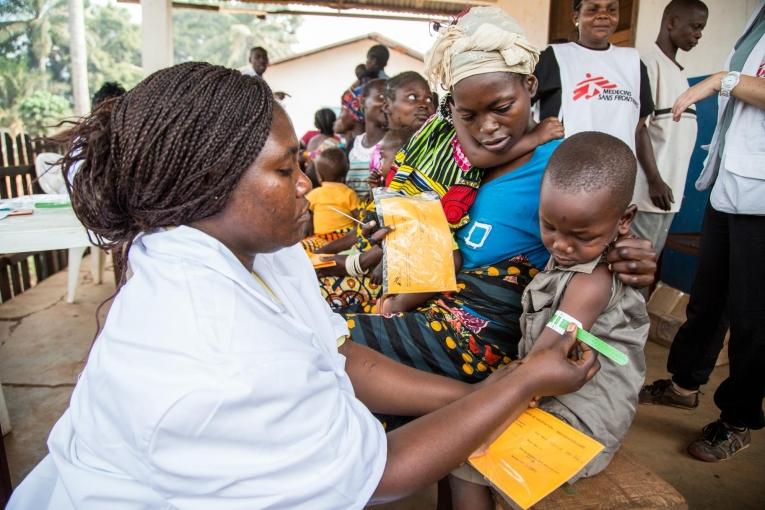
388 8 547 227
347 7 656 390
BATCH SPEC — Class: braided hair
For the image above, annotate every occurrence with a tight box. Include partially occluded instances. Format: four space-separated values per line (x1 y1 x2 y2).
314 108 337 137
59 62 274 280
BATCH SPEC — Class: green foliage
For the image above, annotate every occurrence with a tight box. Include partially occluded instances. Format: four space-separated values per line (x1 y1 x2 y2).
85 3 142 92
1 0 72 128
0 0 69 72
18 89 71 134
0 0 301 132
0 57 43 129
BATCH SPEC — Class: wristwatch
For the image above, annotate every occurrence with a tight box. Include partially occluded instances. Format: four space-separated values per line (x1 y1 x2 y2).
720 71 741 97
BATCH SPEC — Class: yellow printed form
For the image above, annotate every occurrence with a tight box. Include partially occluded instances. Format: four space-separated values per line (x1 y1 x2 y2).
379 196 457 294
469 408 604 509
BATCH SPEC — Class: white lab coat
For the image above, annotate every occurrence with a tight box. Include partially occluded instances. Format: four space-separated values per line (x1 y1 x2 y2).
8 226 387 509
697 1 765 215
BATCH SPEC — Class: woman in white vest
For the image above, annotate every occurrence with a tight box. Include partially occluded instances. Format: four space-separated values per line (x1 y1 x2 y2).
534 0 672 211
7 63 598 510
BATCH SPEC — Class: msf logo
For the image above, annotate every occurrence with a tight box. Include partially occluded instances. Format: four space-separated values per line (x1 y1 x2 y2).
573 73 618 100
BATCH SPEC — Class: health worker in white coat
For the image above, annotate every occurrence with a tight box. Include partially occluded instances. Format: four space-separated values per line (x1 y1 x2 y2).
7 62 599 509
640 2 765 462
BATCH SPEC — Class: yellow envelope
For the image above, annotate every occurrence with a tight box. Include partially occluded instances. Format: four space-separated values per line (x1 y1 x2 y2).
469 408 604 509
379 196 457 294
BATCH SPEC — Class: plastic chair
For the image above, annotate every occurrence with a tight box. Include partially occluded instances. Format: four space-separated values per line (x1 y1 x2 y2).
32 153 105 298
34 152 67 195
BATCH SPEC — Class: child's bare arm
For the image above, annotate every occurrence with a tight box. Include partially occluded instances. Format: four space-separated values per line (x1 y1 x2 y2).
315 231 358 254
502 117 564 162
532 117 565 143
381 292 436 314
529 263 612 354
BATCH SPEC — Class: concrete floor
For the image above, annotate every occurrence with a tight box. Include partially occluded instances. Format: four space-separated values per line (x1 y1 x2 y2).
1 257 763 509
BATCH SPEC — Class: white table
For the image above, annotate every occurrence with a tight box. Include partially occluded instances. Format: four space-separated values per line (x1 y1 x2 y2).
0 206 103 303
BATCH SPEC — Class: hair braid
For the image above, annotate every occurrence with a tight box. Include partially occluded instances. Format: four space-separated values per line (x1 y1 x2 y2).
59 63 274 264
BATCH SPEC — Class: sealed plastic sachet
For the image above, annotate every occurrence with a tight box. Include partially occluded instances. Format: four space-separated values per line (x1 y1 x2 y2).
373 188 458 295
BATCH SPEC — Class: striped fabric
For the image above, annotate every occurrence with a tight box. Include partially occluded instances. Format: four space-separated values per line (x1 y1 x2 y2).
389 114 484 227
346 162 372 202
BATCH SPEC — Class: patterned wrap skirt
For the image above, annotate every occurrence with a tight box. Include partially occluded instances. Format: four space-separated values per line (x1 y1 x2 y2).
319 274 381 314
345 256 538 383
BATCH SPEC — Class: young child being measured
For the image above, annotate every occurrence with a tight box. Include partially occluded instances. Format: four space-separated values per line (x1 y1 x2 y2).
305 147 359 237
450 131 650 510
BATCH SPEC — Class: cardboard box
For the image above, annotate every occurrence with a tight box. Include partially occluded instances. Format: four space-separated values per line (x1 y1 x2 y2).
646 282 728 367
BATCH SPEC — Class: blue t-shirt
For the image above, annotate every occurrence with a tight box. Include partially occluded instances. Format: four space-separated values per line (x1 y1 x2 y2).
457 140 561 270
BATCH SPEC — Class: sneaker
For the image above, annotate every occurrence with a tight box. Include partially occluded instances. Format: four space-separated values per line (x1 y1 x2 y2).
688 419 751 462
639 379 699 409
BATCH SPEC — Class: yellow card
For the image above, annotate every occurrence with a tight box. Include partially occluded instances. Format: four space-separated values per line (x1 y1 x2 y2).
379 196 457 294
469 408 604 509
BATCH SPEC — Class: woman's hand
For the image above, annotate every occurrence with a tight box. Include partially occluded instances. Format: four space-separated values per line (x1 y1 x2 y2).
367 171 384 189
360 220 394 246
370 262 384 285
607 236 657 288
378 293 392 315
672 71 725 121
359 246 384 272
521 324 600 398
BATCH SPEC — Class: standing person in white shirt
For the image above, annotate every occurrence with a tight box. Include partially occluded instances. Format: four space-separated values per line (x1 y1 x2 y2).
242 46 269 77
632 0 708 255
640 2 765 463
7 62 599 510
347 78 387 202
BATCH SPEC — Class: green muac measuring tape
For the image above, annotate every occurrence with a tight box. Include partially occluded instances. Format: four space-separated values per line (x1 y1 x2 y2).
35 201 70 208
546 310 629 366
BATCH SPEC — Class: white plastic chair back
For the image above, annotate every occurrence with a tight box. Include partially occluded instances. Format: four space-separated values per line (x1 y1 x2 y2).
34 152 67 195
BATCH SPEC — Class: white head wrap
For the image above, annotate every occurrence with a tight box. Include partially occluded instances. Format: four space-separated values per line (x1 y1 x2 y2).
424 6 540 91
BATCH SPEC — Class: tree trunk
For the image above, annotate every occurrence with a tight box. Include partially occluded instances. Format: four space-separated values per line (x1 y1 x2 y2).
68 0 90 116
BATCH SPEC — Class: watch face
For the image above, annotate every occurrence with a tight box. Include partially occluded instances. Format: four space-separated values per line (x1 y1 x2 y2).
723 76 737 87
